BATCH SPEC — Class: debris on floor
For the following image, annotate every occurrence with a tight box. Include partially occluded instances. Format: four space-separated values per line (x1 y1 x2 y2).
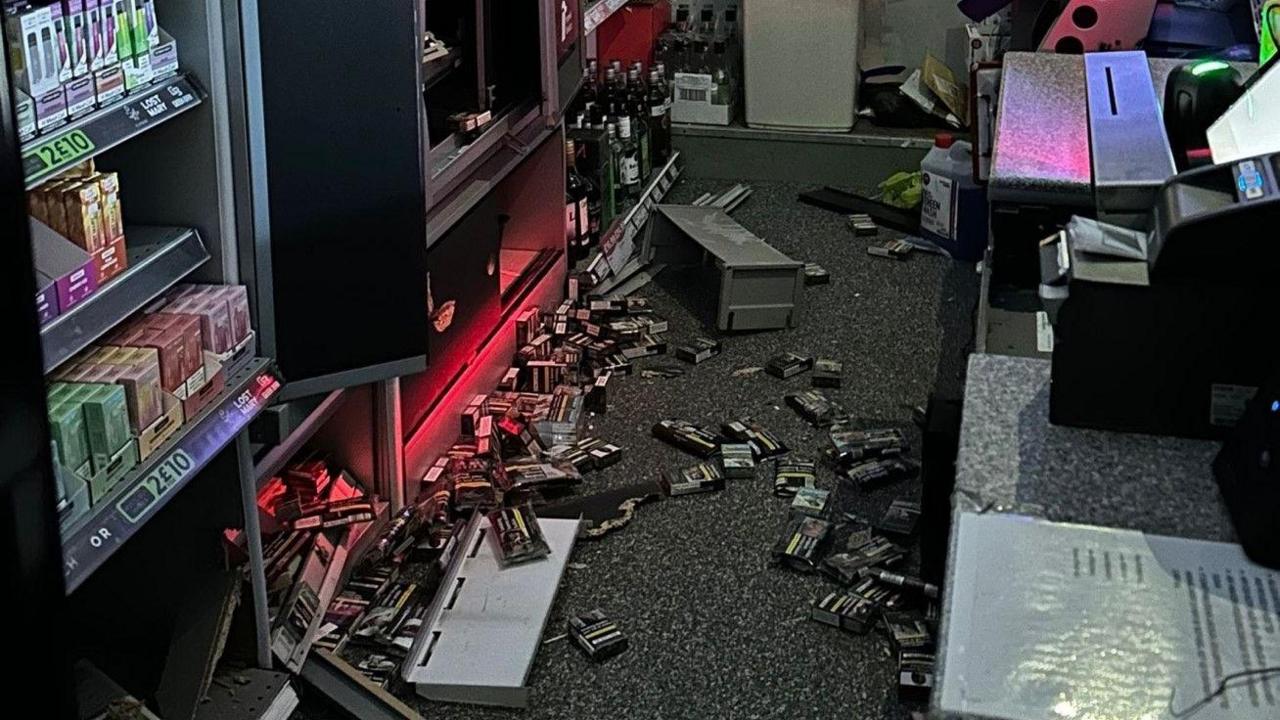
765 352 814 379
868 238 916 260
803 262 831 285
568 609 629 661
849 213 879 237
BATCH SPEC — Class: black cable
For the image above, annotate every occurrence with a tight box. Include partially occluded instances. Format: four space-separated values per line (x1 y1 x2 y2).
1168 666 1280 718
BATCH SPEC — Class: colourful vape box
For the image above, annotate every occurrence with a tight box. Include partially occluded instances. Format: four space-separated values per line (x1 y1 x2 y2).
94 64 125 104
65 74 96 116
33 86 69 133
91 235 128 285
35 271 60 324
47 396 92 471
78 382 131 472
30 218 99 311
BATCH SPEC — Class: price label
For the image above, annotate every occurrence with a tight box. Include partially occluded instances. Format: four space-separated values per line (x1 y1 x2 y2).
25 129 96 175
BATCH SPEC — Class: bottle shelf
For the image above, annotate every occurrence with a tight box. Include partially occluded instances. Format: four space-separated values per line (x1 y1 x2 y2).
60 357 281 593
22 72 204 190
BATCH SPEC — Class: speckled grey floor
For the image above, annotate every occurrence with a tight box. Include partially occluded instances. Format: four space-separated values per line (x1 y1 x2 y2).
295 179 978 720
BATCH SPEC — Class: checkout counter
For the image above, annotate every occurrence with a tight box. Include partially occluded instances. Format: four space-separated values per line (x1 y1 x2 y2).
935 51 1280 719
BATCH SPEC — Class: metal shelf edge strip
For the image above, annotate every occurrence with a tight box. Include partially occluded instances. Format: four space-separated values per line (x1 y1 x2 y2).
23 73 206 189
61 357 281 593
41 226 209 373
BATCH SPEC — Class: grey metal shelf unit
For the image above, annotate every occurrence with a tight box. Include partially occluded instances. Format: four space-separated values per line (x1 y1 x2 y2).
40 226 209 373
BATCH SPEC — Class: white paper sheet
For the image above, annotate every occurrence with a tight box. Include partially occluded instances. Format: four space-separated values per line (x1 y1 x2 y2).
941 513 1280 720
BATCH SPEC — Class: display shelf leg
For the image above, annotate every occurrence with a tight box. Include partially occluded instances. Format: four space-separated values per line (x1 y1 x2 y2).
236 430 273 668
374 379 406 513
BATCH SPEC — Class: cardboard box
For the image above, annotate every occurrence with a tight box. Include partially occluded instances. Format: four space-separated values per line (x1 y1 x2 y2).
35 271 60 324
149 25 177 79
81 437 138 503
15 88 36 141
153 313 206 393
109 324 183 393
59 180 106 252
181 352 225 419
78 382 131 472
172 284 253 345
92 172 124 240
58 462 91 527
671 72 735 125
85 345 163 430
34 180 69 234
47 394 92 470
90 234 128 285
30 218 98 311
94 63 125 105
165 295 233 354
136 389 183 460
4 4 61 96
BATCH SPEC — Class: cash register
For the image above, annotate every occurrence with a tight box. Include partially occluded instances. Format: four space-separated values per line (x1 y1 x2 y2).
1039 56 1280 441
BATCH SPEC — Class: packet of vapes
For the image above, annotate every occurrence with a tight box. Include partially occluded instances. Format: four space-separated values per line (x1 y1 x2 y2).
488 502 551 566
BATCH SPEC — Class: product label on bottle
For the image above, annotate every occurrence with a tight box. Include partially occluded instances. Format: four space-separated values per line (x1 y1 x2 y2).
566 201 578 243
921 172 956 241
621 156 640 185
577 198 589 237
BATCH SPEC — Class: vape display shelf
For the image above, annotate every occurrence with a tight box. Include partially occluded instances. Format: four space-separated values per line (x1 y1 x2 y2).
401 515 581 707
592 151 683 293
22 73 205 190
61 357 281 593
583 0 630 34
40 226 209 373
423 45 464 92
253 389 350 490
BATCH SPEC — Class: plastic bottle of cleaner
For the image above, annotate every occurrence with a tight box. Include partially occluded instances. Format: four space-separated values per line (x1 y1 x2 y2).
919 133 988 261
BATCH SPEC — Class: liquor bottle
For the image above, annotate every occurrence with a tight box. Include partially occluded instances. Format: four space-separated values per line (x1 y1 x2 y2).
711 69 731 106
617 117 641 201
628 67 651 178
565 139 590 258
602 66 618 110
582 59 599 109
655 62 670 100
580 150 602 251
606 121 625 212
647 69 672 166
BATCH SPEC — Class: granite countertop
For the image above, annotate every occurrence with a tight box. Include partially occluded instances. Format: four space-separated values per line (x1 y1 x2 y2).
954 353 1234 542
